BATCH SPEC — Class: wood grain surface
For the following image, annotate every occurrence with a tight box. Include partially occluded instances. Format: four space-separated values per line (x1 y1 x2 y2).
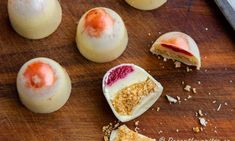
0 0 234 140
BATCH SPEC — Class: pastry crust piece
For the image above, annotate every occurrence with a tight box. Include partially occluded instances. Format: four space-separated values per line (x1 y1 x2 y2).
110 125 156 141
150 31 201 69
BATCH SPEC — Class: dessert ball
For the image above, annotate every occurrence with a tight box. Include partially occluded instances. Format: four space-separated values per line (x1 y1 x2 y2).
125 0 167 10
76 7 128 63
150 31 201 69
17 58 71 113
8 0 62 39
102 64 163 122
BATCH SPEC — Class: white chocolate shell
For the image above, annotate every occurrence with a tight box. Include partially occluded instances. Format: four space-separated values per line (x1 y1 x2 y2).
102 64 163 122
125 0 167 10
76 7 128 63
8 0 62 39
17 58 71 113
150 31 201 69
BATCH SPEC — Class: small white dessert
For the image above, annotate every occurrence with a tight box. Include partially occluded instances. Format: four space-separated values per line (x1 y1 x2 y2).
150 31 201 69
17 58 71 113
110 125 156 141
125 0 167 10
8 0 62 39
76 7 128 63
102 64 163 122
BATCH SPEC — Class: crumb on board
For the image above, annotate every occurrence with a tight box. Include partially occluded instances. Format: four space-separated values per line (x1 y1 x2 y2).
135 121 139 126
198 110 203 116
198 81 201 85
199 117 208 127
212 100 216 104
188 95 192 99
102 122 120 140
166 95 177 103
224 102 228 106
174 61 181 68
186 67 193 72
156 107 160 112
184 85 191 92
182 81 185 85
217 104 222 111
163 58 167 62
193 127 200 133
192 88 197 94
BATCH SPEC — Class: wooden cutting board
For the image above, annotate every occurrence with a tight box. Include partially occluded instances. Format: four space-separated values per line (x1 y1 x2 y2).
0 0 234 140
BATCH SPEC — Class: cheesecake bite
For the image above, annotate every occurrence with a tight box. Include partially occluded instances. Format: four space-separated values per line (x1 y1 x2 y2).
17 58 71 113
76 7 128 63
110 125 156 141
150 31 201 69
125 0 167 10
8 0 62 39
102 64 163 122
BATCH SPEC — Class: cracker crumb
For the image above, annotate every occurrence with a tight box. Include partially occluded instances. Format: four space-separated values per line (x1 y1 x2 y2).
174 61 181 68
224 102 228 106
186 67 193 72
199 117 208 127
166 95 177 103
208 92 211 95
212 100 216 104
176 129 179 132
148 33 151 36
163 58 167 62
158 130 163 134
193 127 200 133
192 88 197 94
156 107 160 112
158 56 161 59
205 27 208 31
198 110 203 116
188 95 192 99
181 81 185 85
104 136 108 141
158 32 162 35
184 85 191 92
135 121 139 126
217 104 222 111
198 81 201 85
230 80 233 83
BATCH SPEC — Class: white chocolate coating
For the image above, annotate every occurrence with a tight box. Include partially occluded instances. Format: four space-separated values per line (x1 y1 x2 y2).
150 31 201 69
76 7 128 63
8 0 62 39
17 58 71 113
125 0 167 10
102 64 163 122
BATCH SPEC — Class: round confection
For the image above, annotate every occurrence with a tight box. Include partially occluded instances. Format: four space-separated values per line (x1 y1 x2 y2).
17 58 71 113
76 7 128 63
125 0 167 10
8 0 62 39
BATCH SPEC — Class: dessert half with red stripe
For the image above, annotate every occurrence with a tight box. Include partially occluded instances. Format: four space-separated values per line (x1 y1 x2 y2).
150 31 201 69
102 64 163 122
17 57 71 113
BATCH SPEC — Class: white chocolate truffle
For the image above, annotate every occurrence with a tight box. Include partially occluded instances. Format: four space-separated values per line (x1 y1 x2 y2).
102 64 163 122
76 7 128 63
8 0 62 39
150 31 201 69
17 58 71 113
125 0 167 10
110 125 156 141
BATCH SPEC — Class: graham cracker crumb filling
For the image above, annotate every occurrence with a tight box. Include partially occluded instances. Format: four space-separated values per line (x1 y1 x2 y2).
112 77 157 115
114 125 155 141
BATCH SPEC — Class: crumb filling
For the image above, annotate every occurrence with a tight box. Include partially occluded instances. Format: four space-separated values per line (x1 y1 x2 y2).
114 125 155 141
112 77 156 115
151 45 198 66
